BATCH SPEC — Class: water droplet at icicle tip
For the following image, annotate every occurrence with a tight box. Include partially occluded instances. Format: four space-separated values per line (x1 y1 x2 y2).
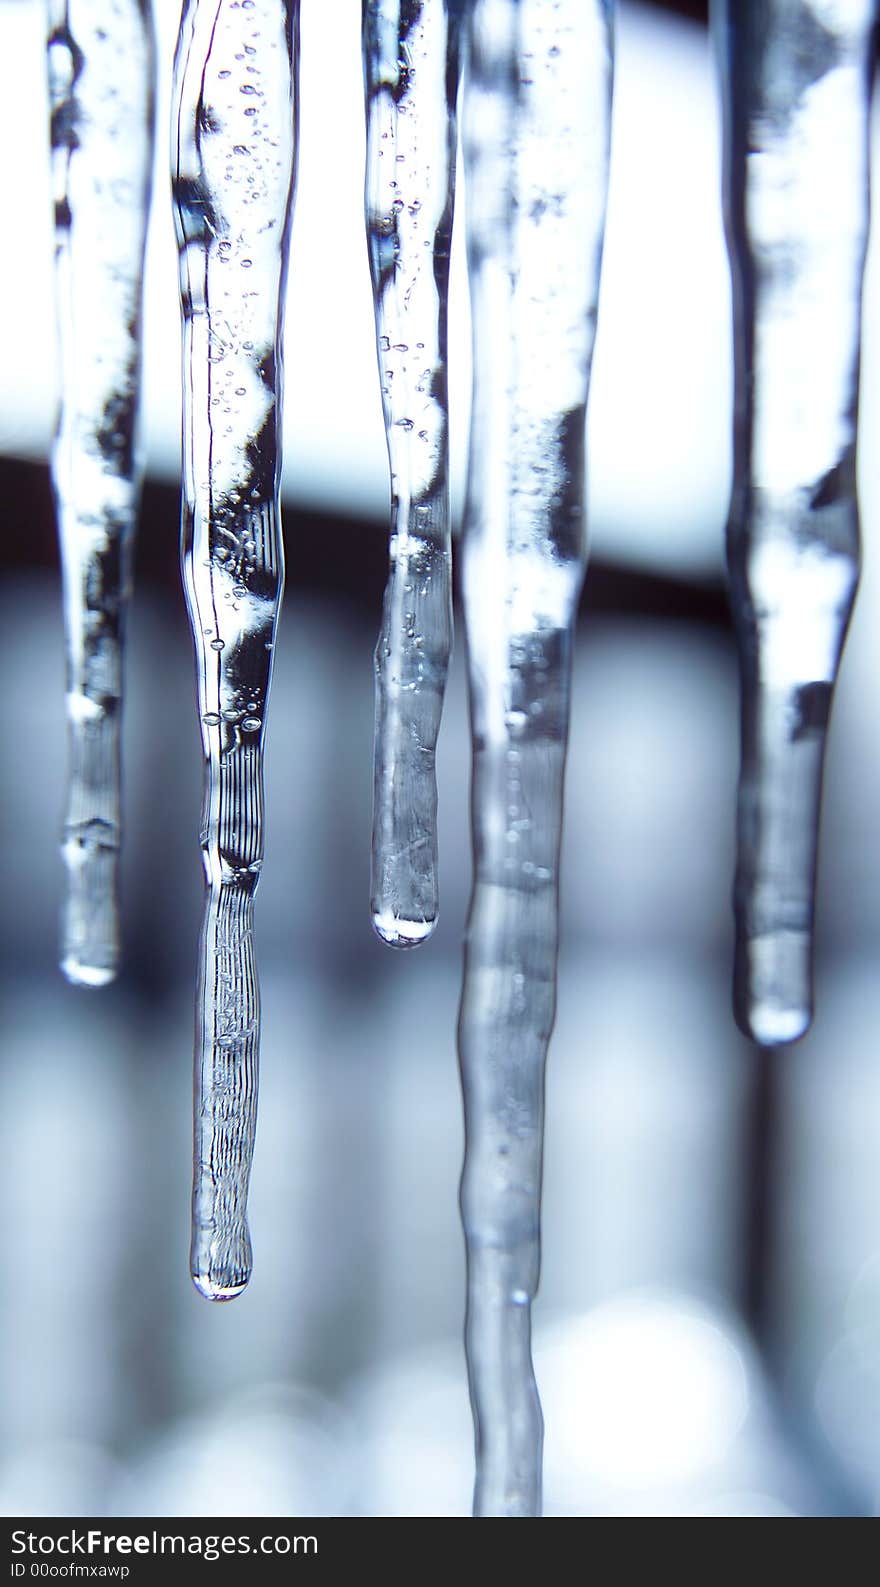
457 0 613 1517
363 0 461 953
47 0 156 987
715 0 873 1047
172 0 299 1300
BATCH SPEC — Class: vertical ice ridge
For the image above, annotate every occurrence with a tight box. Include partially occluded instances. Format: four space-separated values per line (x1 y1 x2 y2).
172 0 298 1300
363 0 464 949
192 805 260 1303
716 0 874 1046
458 0 613 1518
47 0 156 987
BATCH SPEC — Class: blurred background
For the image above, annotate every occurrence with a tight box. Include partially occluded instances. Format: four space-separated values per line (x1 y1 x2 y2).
1 0 880 1517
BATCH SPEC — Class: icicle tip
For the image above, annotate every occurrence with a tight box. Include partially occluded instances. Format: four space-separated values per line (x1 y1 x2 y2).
61 956 117 989
371 909 437 950
191 1271 251 1303
734 930 813 1047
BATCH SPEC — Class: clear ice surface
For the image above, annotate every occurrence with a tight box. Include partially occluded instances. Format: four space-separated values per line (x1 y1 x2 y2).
458 0 613 1517
47 0 156 986
363 0 464 949
172 0 298 1300
716 0 875 1045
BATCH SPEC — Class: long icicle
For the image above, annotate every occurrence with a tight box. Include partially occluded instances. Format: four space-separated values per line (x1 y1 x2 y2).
458 0 614 1517
716 0 875 1046
47 0 156 987
362 0 464 949
172 0 299 1300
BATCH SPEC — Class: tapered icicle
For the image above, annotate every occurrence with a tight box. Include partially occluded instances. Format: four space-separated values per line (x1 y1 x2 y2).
458 0 613 1518
47 0 156 986
362 0 463 948
172 0 298 1300
716 0 874 1046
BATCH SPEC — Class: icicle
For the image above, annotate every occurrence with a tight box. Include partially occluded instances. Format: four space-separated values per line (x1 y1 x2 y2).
362 0 463 949
458 0 613 1517
172 0 299 1300
716 0 874 1046
47 0 156 986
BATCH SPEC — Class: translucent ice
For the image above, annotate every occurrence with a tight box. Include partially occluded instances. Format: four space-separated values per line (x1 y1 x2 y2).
363 0 464 948
457 0 614 1517
715 0 874 1044
172 0 299 1299
47 0 156 986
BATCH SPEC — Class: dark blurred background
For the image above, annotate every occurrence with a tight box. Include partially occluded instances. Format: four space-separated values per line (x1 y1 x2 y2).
1 0 880 1517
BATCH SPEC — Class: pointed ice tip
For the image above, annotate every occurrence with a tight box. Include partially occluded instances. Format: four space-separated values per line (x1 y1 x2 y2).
371 909 437 950
191 1270 250 1303
61 955 117 989
736 998 812 1048
734 928 813 1047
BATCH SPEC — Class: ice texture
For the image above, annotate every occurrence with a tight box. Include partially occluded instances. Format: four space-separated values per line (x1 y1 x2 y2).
716 0 875 1044
457 0 614 1516
47 0 156 986
172 0 299 1298
363 0 464 948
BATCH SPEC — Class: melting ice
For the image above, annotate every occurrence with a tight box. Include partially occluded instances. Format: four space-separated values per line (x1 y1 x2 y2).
172 0 299 1300
47 0 155 985
715 0 874 1044
363 0 463 948
457 0 614 1517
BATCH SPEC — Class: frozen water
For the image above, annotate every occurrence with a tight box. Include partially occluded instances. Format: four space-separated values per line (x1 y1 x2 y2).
715 0 874 1044
47 0 156 985
172 0 299 1299
363 0 464 948
457 0 614 1517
